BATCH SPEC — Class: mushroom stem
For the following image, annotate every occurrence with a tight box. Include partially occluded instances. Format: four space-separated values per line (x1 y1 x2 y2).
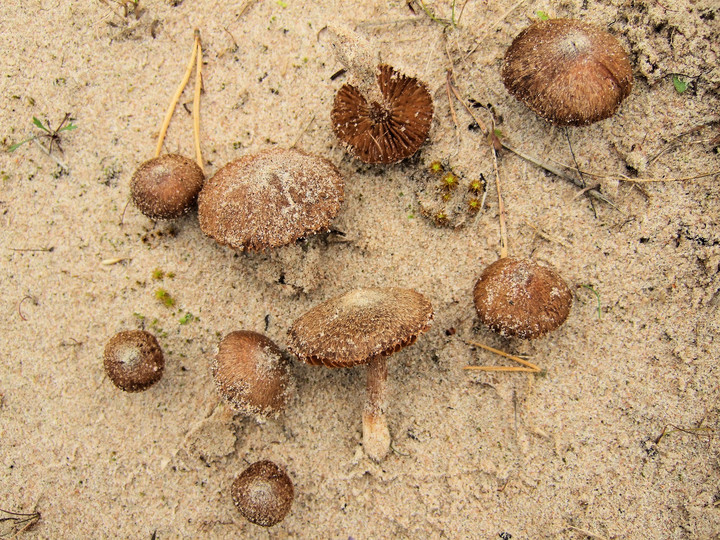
193 31 204 174
154 34 198 158
363 355 391 461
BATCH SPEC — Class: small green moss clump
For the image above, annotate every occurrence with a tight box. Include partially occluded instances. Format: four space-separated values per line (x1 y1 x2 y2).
429 160 444 174
155 288 175 308
441 172 458 190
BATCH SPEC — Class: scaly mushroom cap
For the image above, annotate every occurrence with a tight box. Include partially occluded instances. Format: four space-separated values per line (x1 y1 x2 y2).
288 287 434 368
231 460 294 527
501 18 633 126
332 65 434 164
130 154 205 220
197 148 344 251
103 330 164 392
211 331 290 418
473 257 572 339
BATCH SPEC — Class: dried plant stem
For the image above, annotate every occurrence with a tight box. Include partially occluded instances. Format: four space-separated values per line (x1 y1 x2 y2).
492 142 508 258
501 142 616 207
464 339 541 372
290 114 316 148
154 35 198 158
566 525 609 540
193 32 204 173
446 75 508 256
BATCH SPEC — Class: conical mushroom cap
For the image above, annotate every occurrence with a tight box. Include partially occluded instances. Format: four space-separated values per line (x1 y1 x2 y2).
501 18 633 126
197 148 344 251
211 331 290 417
332 65 434 164
473 257 572 339
288 287 433 368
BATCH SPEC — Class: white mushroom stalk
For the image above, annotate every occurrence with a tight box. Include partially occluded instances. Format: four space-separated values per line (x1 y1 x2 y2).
363 356 390 461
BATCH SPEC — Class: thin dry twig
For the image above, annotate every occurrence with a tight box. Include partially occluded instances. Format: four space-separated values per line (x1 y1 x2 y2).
464 338 541 372
17 295 36 321
501 142 617 207
524 221 572 248
446 75 509 253
290 114 317 149
0 506 41 536
461 0 527 63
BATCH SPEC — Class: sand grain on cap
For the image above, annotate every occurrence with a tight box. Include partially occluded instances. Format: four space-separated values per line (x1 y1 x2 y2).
473 257 572 339
501 18 633 126
198 148 344 251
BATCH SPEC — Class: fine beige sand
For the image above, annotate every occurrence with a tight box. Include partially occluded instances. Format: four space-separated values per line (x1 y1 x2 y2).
2 0 719 538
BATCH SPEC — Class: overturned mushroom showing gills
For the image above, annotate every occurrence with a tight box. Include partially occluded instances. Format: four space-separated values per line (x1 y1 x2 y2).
332 64 434 164
231 460 294 527
103 330 164 392
212 331 290 418
501 18 633 126
130 154 205 220
197 148 344 251
473 257 572 339
288 287 433 461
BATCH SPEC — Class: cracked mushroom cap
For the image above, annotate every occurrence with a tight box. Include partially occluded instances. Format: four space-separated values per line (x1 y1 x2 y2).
501 18 633 126
473 257 572 339
197 148 344 251
231 460 294 527
332 64 434 164
212 331 290 418
288 287 434 368
130 154 205 220
103 330 164 392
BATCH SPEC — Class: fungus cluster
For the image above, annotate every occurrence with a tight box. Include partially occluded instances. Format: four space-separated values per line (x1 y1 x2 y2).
501 18 633 126
197 148 345 251
288 287 433 461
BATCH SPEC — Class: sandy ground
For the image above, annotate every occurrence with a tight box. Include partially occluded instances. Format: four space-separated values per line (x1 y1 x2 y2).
1 0 720 538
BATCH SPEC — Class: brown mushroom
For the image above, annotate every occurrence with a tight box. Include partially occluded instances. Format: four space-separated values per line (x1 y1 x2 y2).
501 18 633 126
231 460 294 527
197 148 345 251
288 287 433 461
130 154 205 220
211 331 291 419
103 330 164 392
332 64 434 164
473 257 572 339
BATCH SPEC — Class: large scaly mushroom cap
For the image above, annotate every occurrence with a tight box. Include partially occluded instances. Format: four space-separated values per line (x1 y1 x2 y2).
287 287 433 367
331 65 434 164
501 18 633 127
197 148 344 251
473 257 573 339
